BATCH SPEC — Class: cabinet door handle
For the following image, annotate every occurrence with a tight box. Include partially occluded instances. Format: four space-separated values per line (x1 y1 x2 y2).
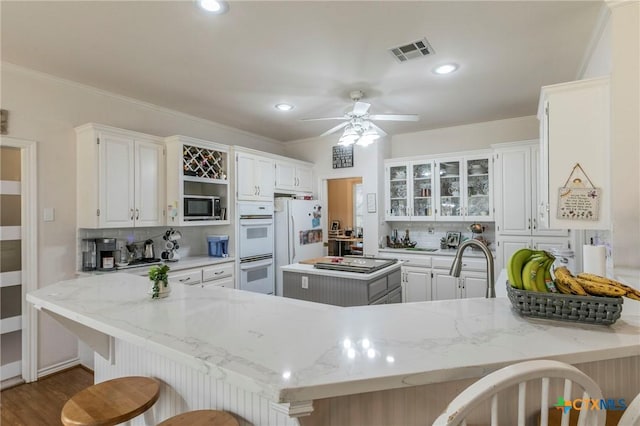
528 218 531 229
130 209 134 220
135 209 140 220
533 218 537 230
179 277 191 282
214 271 224 275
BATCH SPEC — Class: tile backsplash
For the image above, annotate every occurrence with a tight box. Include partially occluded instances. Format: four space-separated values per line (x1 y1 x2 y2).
77 224 233 270
382 221 496 250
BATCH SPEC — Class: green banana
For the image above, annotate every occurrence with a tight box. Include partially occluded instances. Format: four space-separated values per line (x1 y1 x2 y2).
507 249 549 289
522 255 547 291
535 258 554 292
507 248 533 289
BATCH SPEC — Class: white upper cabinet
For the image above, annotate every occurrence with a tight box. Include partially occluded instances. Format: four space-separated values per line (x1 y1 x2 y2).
386 152 492 222
274 160 313 193
538 77 610 230
385 160 436 221
76 123 164 229
493 141 568 237
236 151 274 201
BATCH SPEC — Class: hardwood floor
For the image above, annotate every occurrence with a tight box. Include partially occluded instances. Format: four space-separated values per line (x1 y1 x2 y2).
1 366 93 426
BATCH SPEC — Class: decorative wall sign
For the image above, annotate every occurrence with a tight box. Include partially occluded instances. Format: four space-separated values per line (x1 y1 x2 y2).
557 163 601 221
332 145 353 169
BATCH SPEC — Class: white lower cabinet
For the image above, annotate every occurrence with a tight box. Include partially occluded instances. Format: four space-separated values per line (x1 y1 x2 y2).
168 261 235 289
402 266 432 302
431 257 488 300
169 269 203 286
379 252 489 302
432 270 486 300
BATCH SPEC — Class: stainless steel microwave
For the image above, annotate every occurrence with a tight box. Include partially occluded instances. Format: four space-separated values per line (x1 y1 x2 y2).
184 196 221 220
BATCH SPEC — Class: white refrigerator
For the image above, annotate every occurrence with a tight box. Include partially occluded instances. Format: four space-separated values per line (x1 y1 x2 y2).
274 197 325 296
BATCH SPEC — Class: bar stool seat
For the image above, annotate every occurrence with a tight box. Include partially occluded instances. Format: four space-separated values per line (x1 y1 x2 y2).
61 376 160 426
158 409 239 426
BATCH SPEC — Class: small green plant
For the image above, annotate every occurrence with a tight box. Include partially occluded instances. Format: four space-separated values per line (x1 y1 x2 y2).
149 264 170 299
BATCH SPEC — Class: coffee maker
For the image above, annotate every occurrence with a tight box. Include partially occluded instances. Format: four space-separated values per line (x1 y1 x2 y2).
96 238 117 271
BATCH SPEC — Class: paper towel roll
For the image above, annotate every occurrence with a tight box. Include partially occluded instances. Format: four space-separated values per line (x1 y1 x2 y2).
583 245 606 275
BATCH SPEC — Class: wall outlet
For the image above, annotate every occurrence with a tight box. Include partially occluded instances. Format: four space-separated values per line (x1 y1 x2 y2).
301 276 309 289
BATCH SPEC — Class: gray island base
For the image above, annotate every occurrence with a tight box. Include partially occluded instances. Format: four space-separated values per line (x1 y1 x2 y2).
282 262 402 306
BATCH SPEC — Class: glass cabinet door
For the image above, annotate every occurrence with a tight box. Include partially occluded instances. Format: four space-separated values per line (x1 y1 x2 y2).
411 161 434 219
464 157 491 220
387 164 409 219
436 160 463 221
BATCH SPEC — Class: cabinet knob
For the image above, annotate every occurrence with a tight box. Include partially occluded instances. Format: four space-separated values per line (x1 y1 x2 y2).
135 209 140 220
130 209 134 220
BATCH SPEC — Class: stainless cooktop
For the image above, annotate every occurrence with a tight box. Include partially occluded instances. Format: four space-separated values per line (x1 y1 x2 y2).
313 257 397 274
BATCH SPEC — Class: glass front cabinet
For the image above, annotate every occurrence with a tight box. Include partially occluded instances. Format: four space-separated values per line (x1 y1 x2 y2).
385 160 435 221
385 152 492 222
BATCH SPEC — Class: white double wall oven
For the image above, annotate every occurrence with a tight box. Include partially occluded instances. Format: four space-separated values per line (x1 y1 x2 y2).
237 201 274 295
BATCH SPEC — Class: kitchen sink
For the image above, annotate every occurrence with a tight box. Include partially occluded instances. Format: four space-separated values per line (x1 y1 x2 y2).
405 247 438 252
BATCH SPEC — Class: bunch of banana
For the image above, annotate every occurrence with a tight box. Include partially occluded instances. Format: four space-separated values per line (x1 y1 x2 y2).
507 248 556 292
553 266 587 295
576 272 640 300
552 268 640 300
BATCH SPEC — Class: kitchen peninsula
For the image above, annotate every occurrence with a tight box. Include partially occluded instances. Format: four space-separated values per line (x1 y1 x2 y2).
27 274 640 425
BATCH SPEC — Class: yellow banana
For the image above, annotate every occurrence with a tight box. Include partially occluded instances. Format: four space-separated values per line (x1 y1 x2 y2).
535 258 553 293
554 267 587 295
575 278 626 297
576 273 640 300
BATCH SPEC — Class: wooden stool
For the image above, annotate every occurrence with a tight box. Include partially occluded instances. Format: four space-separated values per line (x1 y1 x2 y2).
61 376 160 426
158 409 239 426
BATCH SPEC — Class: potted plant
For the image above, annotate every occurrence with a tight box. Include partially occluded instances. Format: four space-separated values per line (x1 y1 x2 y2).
148 264 170 299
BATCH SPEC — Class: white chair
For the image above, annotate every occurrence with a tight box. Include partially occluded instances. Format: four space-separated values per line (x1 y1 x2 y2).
432 360 605 426
619 392 640 426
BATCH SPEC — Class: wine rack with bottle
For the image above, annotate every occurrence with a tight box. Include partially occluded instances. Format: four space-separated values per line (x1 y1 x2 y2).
166 136 231 226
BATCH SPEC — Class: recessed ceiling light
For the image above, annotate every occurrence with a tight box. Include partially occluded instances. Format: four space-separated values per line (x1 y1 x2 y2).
198 0 228 14
433 64 458 75
275 103 294 111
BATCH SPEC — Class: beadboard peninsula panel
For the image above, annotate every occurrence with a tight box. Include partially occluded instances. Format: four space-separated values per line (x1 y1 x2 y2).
95 339 300 426
299 355 640 426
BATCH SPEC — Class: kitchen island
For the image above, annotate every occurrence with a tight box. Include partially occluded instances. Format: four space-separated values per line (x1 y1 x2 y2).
27 273 640 425
281 257 401 306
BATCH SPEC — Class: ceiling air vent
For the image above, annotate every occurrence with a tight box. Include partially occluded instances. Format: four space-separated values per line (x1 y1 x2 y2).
389 38 435 63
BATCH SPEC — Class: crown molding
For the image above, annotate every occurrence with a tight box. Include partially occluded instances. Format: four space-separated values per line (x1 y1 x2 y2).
576 2 612 79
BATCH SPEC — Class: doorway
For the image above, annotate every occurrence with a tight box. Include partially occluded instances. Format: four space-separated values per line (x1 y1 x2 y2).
0 138 38 388
327 177 363 256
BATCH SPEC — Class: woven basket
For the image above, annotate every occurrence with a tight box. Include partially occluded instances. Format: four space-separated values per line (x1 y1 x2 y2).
506 283 623 325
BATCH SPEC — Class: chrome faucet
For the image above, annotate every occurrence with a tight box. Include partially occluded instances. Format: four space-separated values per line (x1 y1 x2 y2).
449 239 496 298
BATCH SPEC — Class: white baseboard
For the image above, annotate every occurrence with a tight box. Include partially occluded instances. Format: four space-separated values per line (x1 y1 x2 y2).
37 357 80 379
1 376 24 390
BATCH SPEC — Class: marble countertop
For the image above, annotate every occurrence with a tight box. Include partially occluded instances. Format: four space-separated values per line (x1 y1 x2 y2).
280 260 401 280
27 273 640 404
79 255 235 277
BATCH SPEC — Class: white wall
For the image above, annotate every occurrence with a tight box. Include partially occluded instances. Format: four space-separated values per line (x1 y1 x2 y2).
1 64 285 373
390 116 539 158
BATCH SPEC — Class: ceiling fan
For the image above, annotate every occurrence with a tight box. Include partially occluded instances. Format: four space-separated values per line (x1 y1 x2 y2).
301 90 419 145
